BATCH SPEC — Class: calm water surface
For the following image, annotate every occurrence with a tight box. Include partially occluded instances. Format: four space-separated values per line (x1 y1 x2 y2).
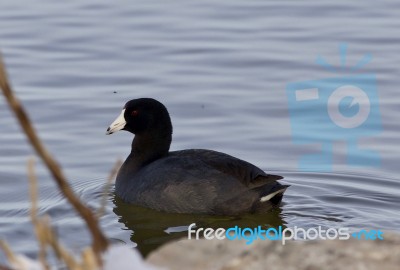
1 0 400 261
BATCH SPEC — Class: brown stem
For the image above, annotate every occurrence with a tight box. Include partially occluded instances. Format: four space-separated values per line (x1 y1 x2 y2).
0 53 108 255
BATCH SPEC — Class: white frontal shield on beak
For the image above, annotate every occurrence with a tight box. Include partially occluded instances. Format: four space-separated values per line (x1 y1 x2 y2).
106 109 126 135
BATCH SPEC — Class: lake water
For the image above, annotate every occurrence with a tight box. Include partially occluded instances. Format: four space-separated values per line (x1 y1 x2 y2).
1 0 400 262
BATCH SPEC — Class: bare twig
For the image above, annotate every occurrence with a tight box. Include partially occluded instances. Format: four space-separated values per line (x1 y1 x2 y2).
97 159 122 217
40 216 81 270
28 158 50 270
0 241 17 269
81 248 99 270
0 54 108 257
0 265 13 270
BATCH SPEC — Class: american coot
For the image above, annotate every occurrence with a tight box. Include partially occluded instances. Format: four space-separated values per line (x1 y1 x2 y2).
106 98 288 215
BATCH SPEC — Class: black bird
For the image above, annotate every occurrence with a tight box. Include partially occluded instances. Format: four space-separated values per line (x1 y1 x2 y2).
107 98 288 215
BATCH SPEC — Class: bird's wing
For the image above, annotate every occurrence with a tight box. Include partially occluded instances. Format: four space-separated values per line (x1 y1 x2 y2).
169 149 283 188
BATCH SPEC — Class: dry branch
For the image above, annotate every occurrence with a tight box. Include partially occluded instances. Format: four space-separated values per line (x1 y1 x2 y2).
0 54 108 258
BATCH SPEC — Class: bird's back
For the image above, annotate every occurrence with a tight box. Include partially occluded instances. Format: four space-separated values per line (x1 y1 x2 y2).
116 149 287 215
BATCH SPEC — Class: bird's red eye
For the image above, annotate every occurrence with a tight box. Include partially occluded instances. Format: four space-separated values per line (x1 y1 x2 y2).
131 110 138 116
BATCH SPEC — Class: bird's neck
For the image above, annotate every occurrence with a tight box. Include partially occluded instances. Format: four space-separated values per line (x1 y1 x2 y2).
116 132 171 191
129 131 172 169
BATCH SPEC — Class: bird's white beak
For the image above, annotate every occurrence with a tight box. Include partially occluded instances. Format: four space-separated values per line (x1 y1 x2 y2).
106 109 126 135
